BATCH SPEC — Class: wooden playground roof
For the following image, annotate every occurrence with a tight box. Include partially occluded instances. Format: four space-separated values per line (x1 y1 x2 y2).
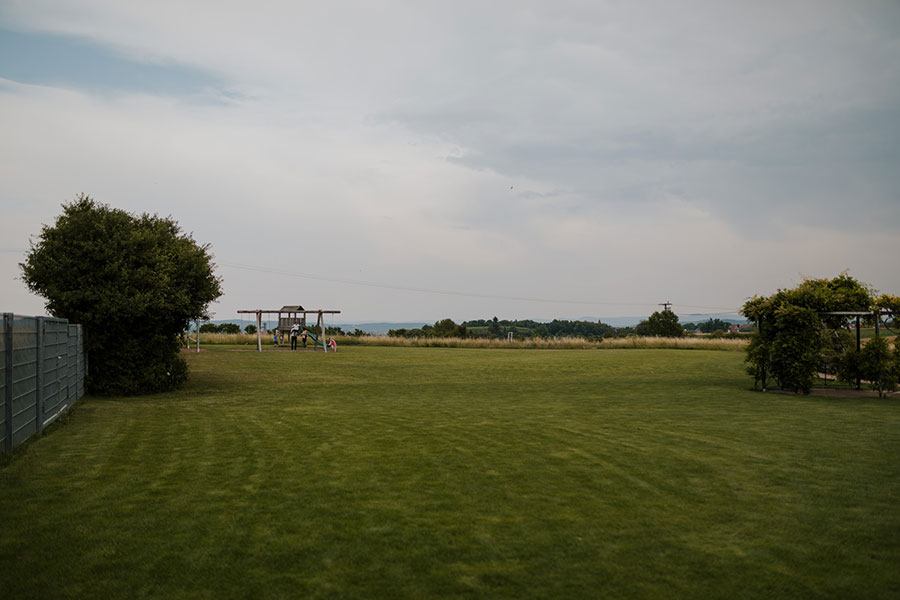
237 308 341 315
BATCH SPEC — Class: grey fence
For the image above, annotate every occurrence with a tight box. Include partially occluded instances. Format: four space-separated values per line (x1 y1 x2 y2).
1 313 86 453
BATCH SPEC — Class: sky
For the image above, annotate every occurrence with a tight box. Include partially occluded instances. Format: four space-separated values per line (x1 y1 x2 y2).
1 1 898 324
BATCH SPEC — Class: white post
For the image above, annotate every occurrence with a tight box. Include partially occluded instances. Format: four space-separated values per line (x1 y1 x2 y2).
256 310 262 352
319 311 326 353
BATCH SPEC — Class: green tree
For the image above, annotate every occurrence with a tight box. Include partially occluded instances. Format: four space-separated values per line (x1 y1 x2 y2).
433 318 466 338
244 324 257 335
696 318 730 333
488 316 500 337
634 310 683 337
20 195 222 395
876 294 900 327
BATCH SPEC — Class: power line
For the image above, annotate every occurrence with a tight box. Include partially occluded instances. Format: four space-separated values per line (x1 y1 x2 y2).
218 261 741 314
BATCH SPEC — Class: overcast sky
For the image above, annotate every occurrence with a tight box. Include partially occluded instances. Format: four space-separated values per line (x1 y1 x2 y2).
1 1 898 324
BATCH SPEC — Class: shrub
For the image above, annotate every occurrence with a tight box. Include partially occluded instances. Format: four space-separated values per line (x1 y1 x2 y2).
20 196 221 395
855 336 897 398
770 304 821 393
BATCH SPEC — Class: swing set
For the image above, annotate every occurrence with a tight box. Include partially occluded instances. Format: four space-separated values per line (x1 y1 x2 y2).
236 305 341 352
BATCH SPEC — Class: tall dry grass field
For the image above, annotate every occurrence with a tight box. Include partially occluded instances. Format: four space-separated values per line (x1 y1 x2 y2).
335 334 747 351
190 332 260 345
194 331 747 351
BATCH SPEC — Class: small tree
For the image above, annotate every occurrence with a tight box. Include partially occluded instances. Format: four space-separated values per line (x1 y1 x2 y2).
488 316 501 337
634 310 683 337
244 324 257 335
20 195 221 395
848 336 898 398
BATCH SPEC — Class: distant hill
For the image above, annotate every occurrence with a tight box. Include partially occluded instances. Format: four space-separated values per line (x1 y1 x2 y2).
338 322 429 334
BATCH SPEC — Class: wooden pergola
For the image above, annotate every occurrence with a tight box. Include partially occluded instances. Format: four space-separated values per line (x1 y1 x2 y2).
237 306 341 352
819 310 896 348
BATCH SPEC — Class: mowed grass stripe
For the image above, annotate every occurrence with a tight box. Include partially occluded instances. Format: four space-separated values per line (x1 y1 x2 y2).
1 346 899 599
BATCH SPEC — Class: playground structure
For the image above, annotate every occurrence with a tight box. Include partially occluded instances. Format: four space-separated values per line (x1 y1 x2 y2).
237 305 341 352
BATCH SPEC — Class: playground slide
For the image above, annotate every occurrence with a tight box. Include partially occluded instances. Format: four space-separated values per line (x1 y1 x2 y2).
304 329 326 349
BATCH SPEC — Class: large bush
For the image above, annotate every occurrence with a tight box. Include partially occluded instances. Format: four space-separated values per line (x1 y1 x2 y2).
21 195 222 395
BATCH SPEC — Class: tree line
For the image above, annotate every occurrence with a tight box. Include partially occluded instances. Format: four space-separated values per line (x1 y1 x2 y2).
387 313 755 341
389 317 616 340
389 316 695 340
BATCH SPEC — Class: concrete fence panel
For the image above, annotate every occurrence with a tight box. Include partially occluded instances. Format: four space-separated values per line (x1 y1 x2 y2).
40 318 71 433
1 313 85 453
11 315 39 448
1 314 8 451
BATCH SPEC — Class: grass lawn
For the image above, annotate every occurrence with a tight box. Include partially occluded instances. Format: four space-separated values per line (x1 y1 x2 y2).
1 346 899 599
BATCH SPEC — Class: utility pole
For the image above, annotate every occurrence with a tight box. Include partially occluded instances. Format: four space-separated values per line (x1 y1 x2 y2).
659 301 673 312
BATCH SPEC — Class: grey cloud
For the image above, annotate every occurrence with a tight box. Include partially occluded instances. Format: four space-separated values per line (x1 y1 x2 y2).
2 1 899 319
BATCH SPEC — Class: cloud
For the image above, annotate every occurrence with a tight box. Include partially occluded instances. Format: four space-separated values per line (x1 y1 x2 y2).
1 1 898 320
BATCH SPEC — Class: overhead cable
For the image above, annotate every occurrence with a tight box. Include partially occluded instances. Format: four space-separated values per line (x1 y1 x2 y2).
218 261 740 314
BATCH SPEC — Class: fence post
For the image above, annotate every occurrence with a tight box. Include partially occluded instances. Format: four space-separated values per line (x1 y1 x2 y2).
66 325 75 406
856 315 861 390
3 313 13 452
35 317 45 436
77 325 85 399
